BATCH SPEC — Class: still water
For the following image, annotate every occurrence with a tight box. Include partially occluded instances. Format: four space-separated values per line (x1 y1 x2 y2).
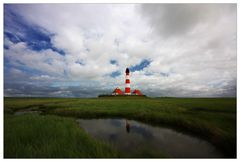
77 118 223 158
14 110 41 115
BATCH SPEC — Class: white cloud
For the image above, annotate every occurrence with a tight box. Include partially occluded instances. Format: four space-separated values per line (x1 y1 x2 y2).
5 41 66 76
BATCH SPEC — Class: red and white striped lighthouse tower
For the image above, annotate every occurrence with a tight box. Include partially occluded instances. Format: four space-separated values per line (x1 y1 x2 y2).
125 67 131 95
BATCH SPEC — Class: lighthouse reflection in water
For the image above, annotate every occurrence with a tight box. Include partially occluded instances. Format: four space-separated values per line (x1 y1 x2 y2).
125 120 130 133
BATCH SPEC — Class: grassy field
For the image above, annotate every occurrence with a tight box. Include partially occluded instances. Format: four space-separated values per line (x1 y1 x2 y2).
4 114 118 158
4 97 236 158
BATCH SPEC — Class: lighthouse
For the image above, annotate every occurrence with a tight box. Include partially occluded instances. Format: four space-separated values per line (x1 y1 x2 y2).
125 67 131 95
108 67 144 97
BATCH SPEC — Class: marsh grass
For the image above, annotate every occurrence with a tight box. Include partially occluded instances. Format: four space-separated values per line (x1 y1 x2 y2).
4 97 236 158
4 114 119 158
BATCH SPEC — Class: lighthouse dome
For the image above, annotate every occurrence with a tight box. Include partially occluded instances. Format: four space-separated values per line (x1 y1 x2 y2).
125 68 130 74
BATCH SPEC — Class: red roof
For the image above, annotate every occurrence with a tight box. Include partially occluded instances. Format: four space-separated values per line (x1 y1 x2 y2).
132 89 143 95
112 87 124 95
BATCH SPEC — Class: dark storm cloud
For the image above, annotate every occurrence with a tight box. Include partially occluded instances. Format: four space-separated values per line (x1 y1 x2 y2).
139 4 236 38
4 81 111 98
142 81 236 98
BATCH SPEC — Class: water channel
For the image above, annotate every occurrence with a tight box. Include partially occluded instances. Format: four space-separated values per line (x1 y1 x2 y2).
77 118 223 158
14 110 41 115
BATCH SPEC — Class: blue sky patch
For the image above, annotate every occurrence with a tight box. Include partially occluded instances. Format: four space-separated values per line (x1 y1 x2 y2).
4 44 9 50
130 59 151 72
110 71 121 78
4 5 65 55
110 59 118 65
75 60 85 66
4 32 23 43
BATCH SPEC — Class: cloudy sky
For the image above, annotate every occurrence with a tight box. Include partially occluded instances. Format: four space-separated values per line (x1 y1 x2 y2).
4 4 236 97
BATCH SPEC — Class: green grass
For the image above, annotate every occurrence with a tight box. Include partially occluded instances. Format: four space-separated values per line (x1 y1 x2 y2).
4 114 118 158
4 97 236 158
